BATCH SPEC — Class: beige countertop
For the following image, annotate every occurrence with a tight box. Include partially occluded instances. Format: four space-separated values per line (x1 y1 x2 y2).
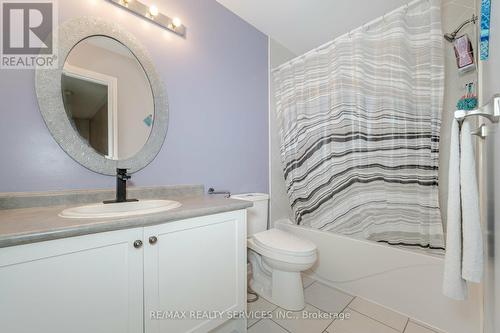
0 190 252 248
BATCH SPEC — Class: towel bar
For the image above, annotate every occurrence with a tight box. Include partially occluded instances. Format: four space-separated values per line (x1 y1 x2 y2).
455 94 500 123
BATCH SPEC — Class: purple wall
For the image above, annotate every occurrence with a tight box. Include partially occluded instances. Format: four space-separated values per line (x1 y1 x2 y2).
0 0 269 194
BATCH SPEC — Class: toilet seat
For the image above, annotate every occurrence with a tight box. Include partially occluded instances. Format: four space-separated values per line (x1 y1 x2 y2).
254 229 316 256
248 229 317 264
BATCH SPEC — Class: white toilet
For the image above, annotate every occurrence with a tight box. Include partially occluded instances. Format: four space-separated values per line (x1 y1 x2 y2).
231 193 317 311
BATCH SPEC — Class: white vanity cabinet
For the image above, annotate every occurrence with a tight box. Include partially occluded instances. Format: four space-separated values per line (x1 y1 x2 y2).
0 210 247 333
0 227 144 333
144 210 247 333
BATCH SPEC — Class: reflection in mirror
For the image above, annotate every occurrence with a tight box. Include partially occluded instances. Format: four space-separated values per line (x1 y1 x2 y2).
62 36 154 160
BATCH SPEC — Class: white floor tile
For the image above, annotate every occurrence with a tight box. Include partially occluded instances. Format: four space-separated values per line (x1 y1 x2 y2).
327 309 400 333
304 282 354 313
271 304 334 333
302 274 315 289
349 297 408 331
247 319 289 333
405 321 439 333
408 320 446 333
247 296 279 328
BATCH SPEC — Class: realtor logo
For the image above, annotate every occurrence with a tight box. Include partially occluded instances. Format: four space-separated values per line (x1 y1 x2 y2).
1 0 57 69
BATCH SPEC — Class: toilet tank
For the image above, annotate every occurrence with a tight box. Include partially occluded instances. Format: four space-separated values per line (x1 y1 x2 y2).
231 193 269 236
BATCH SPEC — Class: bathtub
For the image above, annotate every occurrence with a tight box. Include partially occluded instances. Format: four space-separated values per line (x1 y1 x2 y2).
275 221 482 333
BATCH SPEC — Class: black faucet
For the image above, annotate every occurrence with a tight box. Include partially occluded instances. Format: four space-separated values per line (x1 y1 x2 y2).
103 168 138 204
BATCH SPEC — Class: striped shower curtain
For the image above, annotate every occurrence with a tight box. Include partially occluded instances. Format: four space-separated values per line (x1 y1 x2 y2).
273 0 445 249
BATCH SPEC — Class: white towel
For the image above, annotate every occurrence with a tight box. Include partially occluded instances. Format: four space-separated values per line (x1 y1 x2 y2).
443 119 483 300
443 119 467 300
460 120 483 283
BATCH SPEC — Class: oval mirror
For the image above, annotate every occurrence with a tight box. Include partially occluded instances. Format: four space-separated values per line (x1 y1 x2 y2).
61 36 154 160
36 17 168 175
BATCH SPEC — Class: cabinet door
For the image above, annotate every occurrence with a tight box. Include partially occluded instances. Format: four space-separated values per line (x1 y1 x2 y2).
0 228 144 333
144 210 247 333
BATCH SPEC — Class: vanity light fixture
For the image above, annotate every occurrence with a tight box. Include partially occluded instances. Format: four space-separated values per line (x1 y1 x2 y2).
107 0 186 37
148 5 159 18
171 17 181 29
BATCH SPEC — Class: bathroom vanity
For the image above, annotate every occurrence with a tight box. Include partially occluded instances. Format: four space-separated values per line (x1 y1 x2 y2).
0 186 250 333
0 15 254 333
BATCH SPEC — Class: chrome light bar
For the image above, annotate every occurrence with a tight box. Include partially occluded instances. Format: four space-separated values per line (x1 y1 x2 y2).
106 0 186 37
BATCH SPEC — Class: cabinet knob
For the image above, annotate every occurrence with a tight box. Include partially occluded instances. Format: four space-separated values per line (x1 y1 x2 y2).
133 240 143 249
149 236 158 245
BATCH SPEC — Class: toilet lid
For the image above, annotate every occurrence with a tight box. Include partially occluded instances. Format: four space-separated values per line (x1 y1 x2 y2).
253 229 316 256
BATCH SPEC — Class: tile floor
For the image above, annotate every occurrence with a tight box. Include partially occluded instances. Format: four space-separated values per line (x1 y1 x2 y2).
247 277 443 333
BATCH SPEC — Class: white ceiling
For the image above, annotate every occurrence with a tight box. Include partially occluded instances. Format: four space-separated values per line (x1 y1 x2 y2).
217 0 410 55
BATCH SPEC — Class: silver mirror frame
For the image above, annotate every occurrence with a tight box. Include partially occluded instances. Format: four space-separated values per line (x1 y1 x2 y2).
36 17 168 175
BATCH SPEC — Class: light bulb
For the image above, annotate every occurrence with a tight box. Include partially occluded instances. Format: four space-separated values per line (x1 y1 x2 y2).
172 17 182 28
149 5 159 17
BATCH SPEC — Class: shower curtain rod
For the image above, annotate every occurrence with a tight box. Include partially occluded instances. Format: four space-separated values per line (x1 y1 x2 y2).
273 0 429 72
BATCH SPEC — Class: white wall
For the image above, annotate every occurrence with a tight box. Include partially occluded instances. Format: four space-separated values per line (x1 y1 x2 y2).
269 38 296 225
479 2 499 333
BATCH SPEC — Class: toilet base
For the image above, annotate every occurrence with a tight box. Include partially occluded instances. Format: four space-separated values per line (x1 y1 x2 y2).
271 269 305 311
248 250 306 311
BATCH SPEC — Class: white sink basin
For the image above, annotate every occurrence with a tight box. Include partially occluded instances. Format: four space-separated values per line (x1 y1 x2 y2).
59 200 182 219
